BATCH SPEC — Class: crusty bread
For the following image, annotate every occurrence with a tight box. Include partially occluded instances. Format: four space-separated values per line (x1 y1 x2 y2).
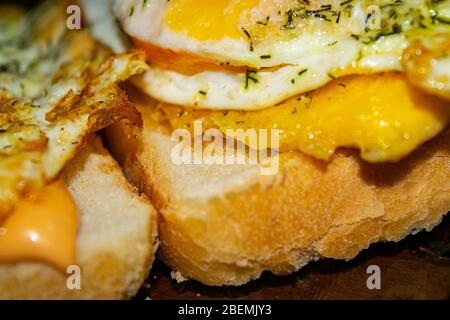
104 85 450 286
0 136 157 299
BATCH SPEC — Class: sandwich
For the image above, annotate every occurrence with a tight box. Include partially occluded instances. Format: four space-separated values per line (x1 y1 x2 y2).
100 0 450 286
0 1 157 299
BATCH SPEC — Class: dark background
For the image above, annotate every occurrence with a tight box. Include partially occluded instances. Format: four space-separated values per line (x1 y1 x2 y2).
0 0 35 8
137 215 450 300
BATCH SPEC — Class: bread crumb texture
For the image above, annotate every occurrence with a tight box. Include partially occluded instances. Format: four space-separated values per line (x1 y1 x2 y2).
105 103 450 285
0 136 157 299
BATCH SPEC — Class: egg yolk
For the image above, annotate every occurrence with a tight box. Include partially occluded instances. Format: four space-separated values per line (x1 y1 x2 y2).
160 73 450 162
0 181 78 271
163 0 260 41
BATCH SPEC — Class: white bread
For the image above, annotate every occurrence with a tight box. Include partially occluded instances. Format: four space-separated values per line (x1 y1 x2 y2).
104 86 450 286
0 136 157 299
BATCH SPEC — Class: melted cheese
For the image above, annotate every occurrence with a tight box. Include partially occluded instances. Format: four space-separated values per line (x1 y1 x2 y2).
159 73 450 162
164 0 260 41
0 181 78 271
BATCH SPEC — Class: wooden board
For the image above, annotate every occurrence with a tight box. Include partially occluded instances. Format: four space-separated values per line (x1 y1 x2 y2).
136 215 450 300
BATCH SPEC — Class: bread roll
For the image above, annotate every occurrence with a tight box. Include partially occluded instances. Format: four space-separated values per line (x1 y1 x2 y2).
0 136 157 299
104 86 450 286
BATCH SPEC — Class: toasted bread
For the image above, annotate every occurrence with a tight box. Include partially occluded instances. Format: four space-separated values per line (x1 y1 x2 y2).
104 85 450 286
0 136 157 299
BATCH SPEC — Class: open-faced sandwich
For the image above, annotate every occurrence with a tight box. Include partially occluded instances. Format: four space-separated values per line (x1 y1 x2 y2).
0 0 157 299
1 0 449 299
103 0 450 286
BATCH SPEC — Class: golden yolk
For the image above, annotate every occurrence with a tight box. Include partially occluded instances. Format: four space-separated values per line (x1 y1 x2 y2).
163 0 260 41
161 73 450 162
0 181 78 271
214 73 450 162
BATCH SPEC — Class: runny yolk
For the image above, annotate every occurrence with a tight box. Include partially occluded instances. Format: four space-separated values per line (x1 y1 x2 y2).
212 73 450 162
0 181 78 271
160 73 450 163
163 0 260 41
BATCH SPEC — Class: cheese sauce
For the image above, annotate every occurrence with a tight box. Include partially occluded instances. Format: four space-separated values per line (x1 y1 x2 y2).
0 181 78 271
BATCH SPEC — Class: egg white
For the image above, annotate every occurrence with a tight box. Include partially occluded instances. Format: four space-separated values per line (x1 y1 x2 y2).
133 34 407 110
115 0 448 68
0 0 146 216
114 0 450 110
115 0 369 68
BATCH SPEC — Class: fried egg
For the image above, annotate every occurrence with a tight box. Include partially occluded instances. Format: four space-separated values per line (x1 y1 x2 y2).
116 0 450 110
147 72 449 163
0 0 147 218
403 32 450 101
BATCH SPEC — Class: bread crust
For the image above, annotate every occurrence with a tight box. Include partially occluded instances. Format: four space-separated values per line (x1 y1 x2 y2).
0 136 157 299
105 89 450 286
